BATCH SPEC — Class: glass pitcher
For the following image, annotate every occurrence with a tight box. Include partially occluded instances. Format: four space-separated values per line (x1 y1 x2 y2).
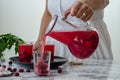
45 15 99 59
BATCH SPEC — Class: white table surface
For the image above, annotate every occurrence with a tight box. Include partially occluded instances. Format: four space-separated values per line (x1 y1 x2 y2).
0 58 120 80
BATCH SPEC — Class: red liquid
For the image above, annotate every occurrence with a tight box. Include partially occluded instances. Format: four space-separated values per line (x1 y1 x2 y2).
18 44 33 62
34 60 49 76
48 31 99 59
44 45 54 62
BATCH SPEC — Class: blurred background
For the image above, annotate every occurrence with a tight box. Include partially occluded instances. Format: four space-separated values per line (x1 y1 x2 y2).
0 0 120 63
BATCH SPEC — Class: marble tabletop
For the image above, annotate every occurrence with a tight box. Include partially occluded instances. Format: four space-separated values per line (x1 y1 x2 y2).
0 59 120 80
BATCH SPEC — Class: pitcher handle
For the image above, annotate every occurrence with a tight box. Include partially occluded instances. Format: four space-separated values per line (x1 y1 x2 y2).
45 15 58 35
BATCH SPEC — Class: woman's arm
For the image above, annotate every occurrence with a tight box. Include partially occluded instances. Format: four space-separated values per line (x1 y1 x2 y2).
33 0 51 50
37 0 51 41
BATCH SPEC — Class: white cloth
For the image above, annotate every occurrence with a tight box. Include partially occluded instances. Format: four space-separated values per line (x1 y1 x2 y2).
47 0 113 60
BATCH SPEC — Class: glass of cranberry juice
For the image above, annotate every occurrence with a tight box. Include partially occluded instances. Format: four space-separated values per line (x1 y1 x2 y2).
18 44 33 62
33 50 51 76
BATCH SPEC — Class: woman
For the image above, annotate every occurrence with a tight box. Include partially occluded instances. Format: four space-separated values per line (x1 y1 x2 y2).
33 0 113 61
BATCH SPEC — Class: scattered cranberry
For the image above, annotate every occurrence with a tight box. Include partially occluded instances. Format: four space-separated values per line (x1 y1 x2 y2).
7 67 12 71
10 69 15 73
19 69 24 72
57 69 62 73
14 72 19 76
10 68 17 73
26 69 30 72
11 68 17 72
8 61 13 65
2 65 6 68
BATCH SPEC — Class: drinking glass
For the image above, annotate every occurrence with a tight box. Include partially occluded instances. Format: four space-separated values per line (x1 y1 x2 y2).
33 50 51 76
18 43 33 62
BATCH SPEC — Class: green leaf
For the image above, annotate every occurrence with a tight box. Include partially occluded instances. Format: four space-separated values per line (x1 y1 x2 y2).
0 53 4 59
0 39 7 52
0 33 25 59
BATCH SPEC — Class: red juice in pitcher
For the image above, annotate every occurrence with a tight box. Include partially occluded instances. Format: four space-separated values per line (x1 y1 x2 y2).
48 30 99 59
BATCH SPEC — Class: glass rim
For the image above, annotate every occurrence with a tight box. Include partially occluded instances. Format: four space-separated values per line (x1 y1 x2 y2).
33 50 51 53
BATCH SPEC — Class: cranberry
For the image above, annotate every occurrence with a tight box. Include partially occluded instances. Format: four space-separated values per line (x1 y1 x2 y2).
39 70 49 75
14 72 19 76
8 61 13 65
57 69 62 73
26 69 30 72
19 69 24 72
10 69 15 73
2 65 6 68
7 67 12 71
9 68 16 73
12 68 17 72
36 60 48 69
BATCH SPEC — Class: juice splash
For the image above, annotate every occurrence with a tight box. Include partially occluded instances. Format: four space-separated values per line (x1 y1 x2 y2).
48 30 99 59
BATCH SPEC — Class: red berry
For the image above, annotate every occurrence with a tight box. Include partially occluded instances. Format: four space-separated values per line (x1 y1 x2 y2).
26 69 30 72
2 65 6 68
10 68 17 73
7 67 12 71
14 72 19 76
19 69 24 72
8 61 13 65
10 70 14 72
57 69 62 73
36 60 48 69
12 68 17 72
39 70 49 75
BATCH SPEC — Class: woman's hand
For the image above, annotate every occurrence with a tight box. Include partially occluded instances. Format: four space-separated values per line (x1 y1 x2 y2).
63 1 94 21
33 40 40 51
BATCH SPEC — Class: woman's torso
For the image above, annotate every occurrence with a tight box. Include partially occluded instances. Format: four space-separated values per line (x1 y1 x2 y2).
48 0 104 23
